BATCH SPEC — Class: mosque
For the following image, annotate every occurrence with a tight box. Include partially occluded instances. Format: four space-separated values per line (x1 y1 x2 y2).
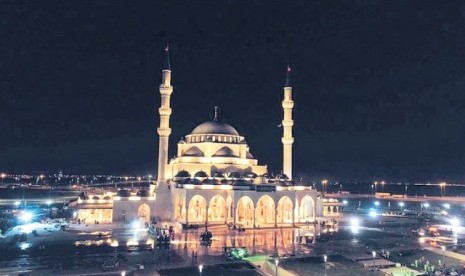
72 48 340 227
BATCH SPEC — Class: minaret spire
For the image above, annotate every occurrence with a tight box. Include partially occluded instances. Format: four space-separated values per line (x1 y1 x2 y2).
155 44 174 220
163 44 171 70
285 64 291 87
281 64 294 180
213 106 219 121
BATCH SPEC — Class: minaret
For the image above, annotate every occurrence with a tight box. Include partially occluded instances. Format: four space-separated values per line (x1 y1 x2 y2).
157 44 173 183
281 65 294 180
154 44 173 221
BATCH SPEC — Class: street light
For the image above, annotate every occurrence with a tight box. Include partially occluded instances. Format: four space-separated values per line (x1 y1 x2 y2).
381 181 385 192
0 173 6 184
323 254 328 276
441 245 446 268
374 181 378 194
371 184 374 197
199 264 203 275
372 251 376 271
275 259 279 276
121 271 126 276
440 182 446 197
322 180 328 195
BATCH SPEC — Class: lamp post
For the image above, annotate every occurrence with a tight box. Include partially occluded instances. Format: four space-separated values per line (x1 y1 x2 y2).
371 184 374 197
372 251 376 271
275 259 279 276
442 245 446 268
0 173 6 185
374 181 378 194
439 182 446 197
199 264 203 275
381 181 385 192
324 254 328 276
322 180 328 195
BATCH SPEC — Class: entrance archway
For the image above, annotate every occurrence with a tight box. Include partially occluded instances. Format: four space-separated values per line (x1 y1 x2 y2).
277 196 293 224
188 195 207 223
255 195 275 226
138 203 151 223
236 196 254 227
208 195 226 223
299 195 315 222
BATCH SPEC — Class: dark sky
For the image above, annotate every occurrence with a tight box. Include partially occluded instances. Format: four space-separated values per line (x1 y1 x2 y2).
2 1 465 182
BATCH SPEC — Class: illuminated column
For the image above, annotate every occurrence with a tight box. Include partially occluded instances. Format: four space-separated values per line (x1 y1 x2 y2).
206 206 209 226
157 45 173 183
154 45 174 221
292 204 295 226
282 65 294 180
274 207 278 227
253 208 256 228
185 206 189 226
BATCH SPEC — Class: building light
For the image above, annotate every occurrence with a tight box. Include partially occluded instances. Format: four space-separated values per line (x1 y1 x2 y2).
220 185 232 190
201 185 214 190
184 184 194 189
113 196 121 201
129 196 141 201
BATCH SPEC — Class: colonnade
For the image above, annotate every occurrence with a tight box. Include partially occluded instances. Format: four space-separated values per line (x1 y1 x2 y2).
176 194 317 228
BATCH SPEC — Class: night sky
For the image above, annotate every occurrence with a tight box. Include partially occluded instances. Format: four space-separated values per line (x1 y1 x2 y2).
2 1 465 182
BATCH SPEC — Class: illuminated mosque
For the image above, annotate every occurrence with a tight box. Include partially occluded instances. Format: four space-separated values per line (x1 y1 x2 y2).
72 48 340 227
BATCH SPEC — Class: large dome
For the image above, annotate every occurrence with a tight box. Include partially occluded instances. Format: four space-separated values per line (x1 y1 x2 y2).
191 121 240 136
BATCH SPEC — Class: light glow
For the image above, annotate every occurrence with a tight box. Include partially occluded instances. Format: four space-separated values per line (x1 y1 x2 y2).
19 211 33 223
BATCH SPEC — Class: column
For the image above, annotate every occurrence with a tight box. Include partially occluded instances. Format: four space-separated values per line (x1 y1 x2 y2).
185 206 189 226
206 206 209 226
253 208 256 228
292 205 295 227
274 207 278 228
233 204 236 227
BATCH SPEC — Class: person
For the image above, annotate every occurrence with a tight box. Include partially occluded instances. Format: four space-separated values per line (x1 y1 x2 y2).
194 251 198 261
192 251 194 262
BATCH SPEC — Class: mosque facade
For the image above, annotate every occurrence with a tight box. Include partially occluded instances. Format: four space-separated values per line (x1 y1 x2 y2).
72 48 339 227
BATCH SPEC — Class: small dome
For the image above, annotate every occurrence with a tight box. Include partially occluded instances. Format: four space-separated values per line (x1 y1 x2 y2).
194 171 209 178
136 189 150 197
191 121 239 136
175 170 191 178
117 189 131 197
213 147 237 157
188 178 202 185
221 179 233 185
183 147 204 157
244 172 258 178
276 174 289 181
233 179 251 186
92 196 100 200
227 171 241 179
103 196 112 200
202 178 220 185
212 171 225 178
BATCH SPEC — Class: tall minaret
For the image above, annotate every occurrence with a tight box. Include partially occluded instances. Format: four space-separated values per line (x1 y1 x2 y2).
154 45 173 221
281 65 294 180
157 44 173 183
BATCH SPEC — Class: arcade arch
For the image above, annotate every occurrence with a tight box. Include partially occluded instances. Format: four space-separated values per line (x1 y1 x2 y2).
236 196 254 227
138 203 150 224
255 195 275 226
208 195 226 223
299 195 315 222
188 195 207 223
277 196 293 224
